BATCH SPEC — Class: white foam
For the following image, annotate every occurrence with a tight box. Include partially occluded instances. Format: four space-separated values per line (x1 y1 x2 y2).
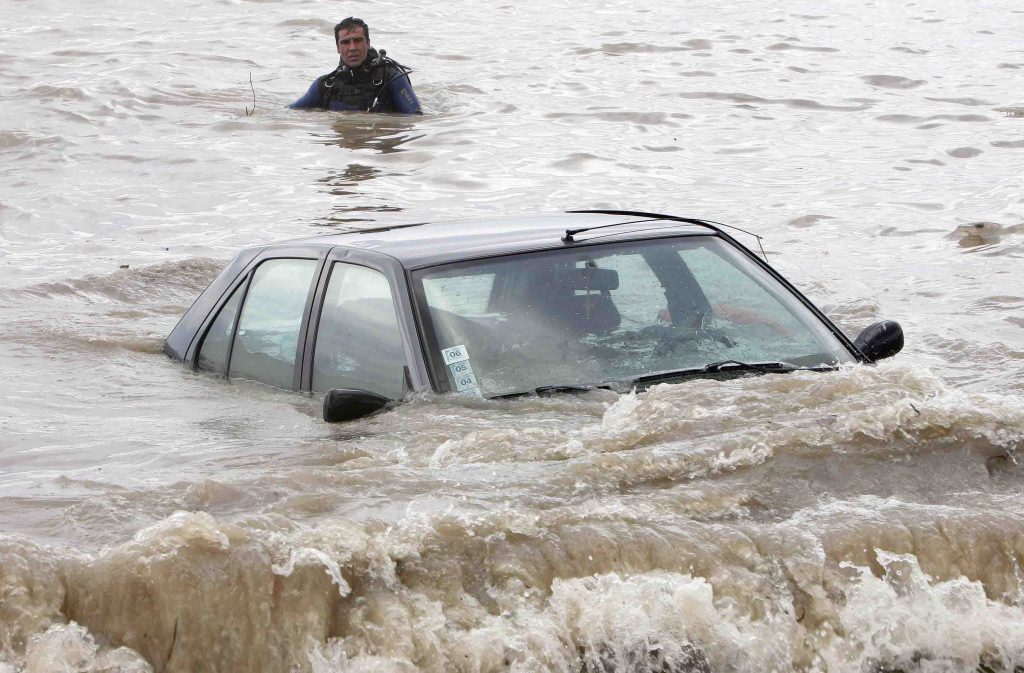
23 622 151 673
818 553 1024 672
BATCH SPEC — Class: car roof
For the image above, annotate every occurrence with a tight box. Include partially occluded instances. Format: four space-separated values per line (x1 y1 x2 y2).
262 211 716 269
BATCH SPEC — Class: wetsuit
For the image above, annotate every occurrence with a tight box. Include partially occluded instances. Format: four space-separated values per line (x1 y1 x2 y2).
290 48 421 114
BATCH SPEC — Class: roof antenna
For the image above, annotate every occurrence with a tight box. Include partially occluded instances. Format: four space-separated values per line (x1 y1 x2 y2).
704 219 768 262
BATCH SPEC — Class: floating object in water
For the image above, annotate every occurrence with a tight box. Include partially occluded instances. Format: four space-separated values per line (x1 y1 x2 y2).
951 221 1003 245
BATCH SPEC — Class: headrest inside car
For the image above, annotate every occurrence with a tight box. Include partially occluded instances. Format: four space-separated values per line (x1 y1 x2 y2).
557 267 619 292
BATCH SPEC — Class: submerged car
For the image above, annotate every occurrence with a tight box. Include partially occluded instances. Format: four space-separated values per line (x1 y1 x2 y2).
165 210 903 421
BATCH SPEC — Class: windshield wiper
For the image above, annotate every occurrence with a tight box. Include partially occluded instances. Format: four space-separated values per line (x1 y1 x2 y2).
629 360 809 387
534 384 608 397
490 361 829 399
704 359 799 373
491 384 611 400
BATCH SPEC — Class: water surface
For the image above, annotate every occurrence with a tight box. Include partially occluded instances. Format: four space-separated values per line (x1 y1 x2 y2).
2 0 1023 671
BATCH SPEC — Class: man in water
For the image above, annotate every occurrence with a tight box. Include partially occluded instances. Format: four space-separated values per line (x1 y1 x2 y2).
290 17 422 114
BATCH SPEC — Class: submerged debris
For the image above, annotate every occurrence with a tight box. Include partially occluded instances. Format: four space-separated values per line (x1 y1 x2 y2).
950 221 1004 245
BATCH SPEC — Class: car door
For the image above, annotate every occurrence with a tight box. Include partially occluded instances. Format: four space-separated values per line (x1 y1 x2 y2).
306 260 410 400
195 256 321 390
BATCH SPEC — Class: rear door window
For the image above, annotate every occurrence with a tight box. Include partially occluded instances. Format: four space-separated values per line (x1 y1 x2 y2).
311 263 407 400
197 284 243 376
228 259 318 389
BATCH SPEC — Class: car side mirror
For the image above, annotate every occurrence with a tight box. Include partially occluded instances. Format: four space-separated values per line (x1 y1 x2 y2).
853 320 904 362
322 388 391 423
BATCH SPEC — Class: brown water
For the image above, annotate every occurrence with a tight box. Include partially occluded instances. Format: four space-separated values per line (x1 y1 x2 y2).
2 0 1024 671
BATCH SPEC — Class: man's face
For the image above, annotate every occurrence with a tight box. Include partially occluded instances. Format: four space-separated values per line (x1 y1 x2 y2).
336 26 370 68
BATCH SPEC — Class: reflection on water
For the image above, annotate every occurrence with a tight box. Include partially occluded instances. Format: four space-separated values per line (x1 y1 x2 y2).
305 116 423 226
317 115 422 154
313 203 406 228
313 164 405 227
319 164 382 194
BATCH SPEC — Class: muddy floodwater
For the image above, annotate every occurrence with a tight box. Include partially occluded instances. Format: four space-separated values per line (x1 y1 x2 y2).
2 0 1024 671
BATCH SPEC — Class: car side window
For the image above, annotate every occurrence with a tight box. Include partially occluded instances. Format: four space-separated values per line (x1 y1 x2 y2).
197 284 243 376
312 263 407 400
229 259 318 389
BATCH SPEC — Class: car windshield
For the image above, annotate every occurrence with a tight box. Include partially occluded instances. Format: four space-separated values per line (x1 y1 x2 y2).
413 235 856 397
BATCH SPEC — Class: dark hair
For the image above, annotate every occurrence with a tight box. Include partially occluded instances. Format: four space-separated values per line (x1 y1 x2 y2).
334 17 369 43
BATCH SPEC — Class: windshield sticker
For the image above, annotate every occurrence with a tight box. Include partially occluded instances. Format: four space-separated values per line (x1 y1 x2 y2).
441 345 481 395
442 344 469 365
452 370 480 393
449 359 474 379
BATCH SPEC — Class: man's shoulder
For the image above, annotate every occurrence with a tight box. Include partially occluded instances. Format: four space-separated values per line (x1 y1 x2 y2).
377 53 410 75
290 76 328 109
315 69 340 84
381 61 421 114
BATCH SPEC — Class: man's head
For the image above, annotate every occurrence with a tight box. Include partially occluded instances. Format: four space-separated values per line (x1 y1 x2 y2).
334 17 370 68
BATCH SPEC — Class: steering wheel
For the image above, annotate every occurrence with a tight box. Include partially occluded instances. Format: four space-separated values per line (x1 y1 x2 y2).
650 326 735 356
633 323 735 356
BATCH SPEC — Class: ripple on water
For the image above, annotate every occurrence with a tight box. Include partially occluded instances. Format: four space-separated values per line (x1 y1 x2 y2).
765 42 839 53
545 111 677 126
0 261 225 355
15 257 225 304
550 152 607 170
571 40 714 56
947 147 983 159
448 84 486 95
925 96 992 106
861 74 928 89
787 214 835 227
969 295 1024 311
24 84 91 102
887 201 946 211
676 91 870 111
49 49 111 58
276 18 332 31
0 131 68 153
876 113 992 126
